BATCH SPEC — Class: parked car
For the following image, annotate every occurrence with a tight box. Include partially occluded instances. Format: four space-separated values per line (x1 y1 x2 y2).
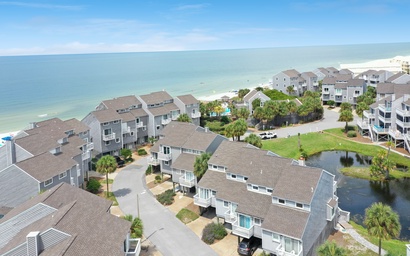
258 132 277 140
114 156 125 167
237 237 261 256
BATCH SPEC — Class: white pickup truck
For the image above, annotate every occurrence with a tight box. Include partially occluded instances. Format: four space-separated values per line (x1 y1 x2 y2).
258 132 277 140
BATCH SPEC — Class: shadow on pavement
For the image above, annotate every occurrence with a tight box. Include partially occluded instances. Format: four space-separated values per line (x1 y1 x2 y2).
113 188 131 197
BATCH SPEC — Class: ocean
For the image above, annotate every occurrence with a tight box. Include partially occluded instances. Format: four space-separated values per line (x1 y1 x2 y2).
1 42 410 134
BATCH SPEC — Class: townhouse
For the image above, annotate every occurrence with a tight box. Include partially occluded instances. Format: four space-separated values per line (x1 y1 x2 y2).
0 118 92 209
358 83 410 151
194 141 340 256
0 183 140 256
242 89 271 113
312 67 339 81
272 69 306 96
321 74 366 107
82 91 200 156
355 70 393 87
385 72 410 84
300 72 320 92
148 121 227 192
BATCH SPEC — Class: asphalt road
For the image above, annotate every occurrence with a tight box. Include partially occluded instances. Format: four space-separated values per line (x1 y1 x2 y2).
113 158 217 256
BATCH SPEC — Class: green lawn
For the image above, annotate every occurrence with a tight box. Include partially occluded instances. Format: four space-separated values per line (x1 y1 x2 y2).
262 129 410 167
176 208 199 224
350 221 407 256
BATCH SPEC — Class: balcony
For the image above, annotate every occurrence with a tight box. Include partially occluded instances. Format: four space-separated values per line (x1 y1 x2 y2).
378 115 392 123
122 125 131 134
363 110 375 119
356 120 369 129
103 133 115 141
86 142 94 151
276 244 302 256
322 95 330 100
224 210 237 223
373 125 389 133
335 91 342 96
161 118 171 125
125 238 141 256
136 121 144 128
389 128 404 139
396 108 410 117
396 119 410 128
194 194 211 208
232 220 254 238
82 151 91 161
179 176 195 188
191 112 201 118
379 104 392 112
171 114 180 120
147 157 160 166
158 152 172 161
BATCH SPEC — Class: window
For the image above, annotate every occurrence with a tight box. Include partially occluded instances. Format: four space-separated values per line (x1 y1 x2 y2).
105 141 110 145
136 118 140 124
254 218 261 226
283 78 286 81
244 177 248 181
142 126 146 131
130 131 134 136
59 172 67 179
231 174 237 179
267 188 273 193
164 160 169 166
113 120 119 124
278 199 285 204
252 185 259 191
223 201 229 208
123 134 126 138
212 190 216 196
44 178 53 187
156 125 160 130
115 138 120 143
104 129 112 135
355 90 360 95
324 88 329 92
103 122 109 126
272 233 280 242
296 203 303 208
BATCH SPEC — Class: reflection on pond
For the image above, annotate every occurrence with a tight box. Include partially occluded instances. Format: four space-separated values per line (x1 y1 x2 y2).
306 151 410 239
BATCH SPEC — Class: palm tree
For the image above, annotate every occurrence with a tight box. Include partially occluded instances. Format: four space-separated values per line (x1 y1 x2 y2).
339 102 352 113
252 106 264 126
355 102 368 117
177 113 192 123
224 123 235 141
237 107 250 120
148 136 157 146
338 110 353 133
194 152 212 180
287 100 298 114
122 214 144 238
213 105 224 116
278 101 289 116
370 150 395 180
286 85 294 95
317 241 346 256
244 133 262 148
232 118 248 141
96 155 117 195
364 202 401 256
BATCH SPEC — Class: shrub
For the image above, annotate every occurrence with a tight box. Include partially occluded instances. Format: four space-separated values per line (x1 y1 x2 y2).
137 148 147 156
154 175 162 183
201 223 227 244
87 178 101 194
156 189 176 205
145 165 152 175
347 131 357 138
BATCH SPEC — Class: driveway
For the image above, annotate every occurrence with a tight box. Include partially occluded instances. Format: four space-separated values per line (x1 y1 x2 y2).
113 158 217 256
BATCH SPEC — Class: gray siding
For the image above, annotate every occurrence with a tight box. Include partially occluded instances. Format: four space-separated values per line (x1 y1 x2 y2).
302 171 335 256
0 165 39 208
262 229 280 253
0 146 8 170
136 116 149 143
15 144 33 163
272 73 291 94
82 114 102 154
100 122 122 155
215 199 226 217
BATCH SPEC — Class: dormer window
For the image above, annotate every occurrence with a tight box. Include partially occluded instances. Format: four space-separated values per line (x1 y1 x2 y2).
278 199 285 204
296 203 303 208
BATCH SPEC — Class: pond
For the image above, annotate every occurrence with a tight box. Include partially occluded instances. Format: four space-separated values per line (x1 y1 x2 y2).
306 151 410 239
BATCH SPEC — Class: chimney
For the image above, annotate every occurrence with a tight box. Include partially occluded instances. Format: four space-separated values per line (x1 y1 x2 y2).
29 122 37 129
26 231 40 256
4 137 16 166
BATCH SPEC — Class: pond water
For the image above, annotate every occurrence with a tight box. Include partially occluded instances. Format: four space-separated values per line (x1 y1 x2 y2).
306 151 410 239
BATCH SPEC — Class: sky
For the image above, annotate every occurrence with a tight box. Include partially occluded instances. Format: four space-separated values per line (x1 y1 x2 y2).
0 0 409 56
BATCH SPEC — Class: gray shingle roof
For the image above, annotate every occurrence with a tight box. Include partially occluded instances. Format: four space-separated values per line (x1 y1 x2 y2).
301 72 317 78
348 79 365 86
15 133 60 156
171 153 197 171
140 91 173 105
91 109 121 123
176 94 199 105
146 103 179 116
262 204 309 239
243 90 258 102
377 83 395 94
0 183 130 256
64 118 90 134
335 83 347 89
322 77 336 85
283 69 300 78
102 95 141 111
335 74 353 82
386 72 405 82
129 108 148 117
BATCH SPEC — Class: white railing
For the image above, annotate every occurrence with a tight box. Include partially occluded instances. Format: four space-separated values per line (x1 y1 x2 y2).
147 157 160 166
373 126 389 133
103 133 115 141
86 142 94 151
179 176 195 188
338 207 350 222
122 126 131 133
389 128 404 139
363 110 375 119
333 181 337 194
224 210 237 223
379 104 392 112
125 238 141 256
158 152 172 161
171 114 180 120
162 118 171 125
397 119 410 128
193 194 211 208
276 244 302 256
82 151 91 161
396 108 410 117
191 112 201 118
356 120 369 128
378 115 391 123
136 122 144 128
232 220 254 238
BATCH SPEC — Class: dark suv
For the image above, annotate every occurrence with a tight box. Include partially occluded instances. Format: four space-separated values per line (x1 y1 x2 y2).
114 156 125 167
237 237 260 256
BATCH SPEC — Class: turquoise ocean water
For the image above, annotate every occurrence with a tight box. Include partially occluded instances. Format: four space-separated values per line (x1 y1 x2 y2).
1 42 410 133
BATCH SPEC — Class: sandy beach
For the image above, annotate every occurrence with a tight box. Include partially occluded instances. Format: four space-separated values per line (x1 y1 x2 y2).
340 55 410 75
